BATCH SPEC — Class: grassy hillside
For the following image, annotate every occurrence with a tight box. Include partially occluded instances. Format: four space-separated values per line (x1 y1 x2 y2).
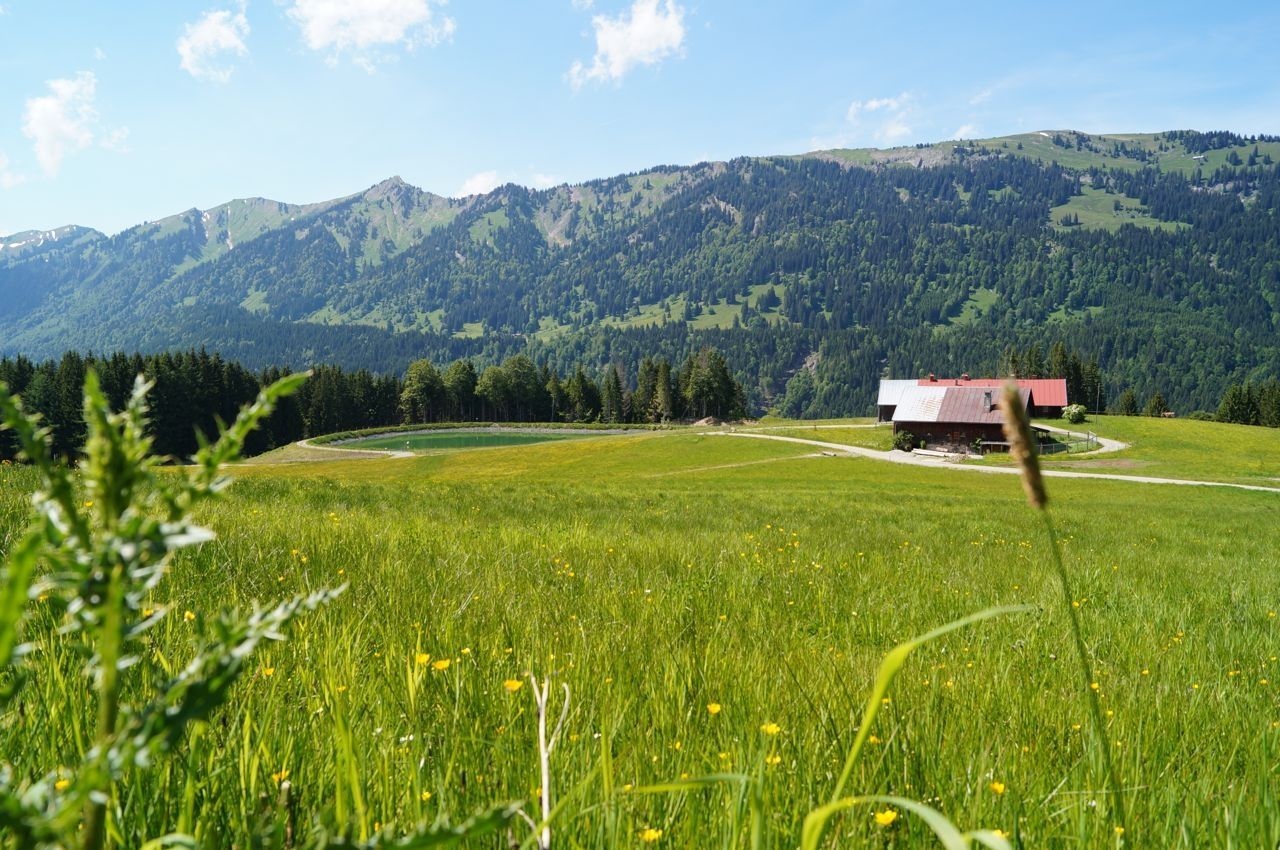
3 420 1279 845
811 129 1280 176
1031 415 1280 485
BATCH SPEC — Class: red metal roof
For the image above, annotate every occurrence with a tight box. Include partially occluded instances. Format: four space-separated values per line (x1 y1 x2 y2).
917 377 1068 407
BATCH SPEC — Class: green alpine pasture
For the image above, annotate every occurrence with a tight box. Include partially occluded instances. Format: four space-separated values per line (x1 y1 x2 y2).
2 421 1279 847
1049 187 1187 233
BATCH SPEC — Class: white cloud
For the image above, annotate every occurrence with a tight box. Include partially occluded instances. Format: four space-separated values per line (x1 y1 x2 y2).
287 0 455 67
571 0 594 8
531 172 561 189
840 91 914 146
846 92 909 122
953 123 977 139
22 72 99 177
969 88 992 106
94 47 107 60
569 0 685 88
881 117 912 143
0 153 24 190
456 170 501 197
177 5 250 82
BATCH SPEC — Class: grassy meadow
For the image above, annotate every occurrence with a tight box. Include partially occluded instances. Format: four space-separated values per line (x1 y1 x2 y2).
1049 188 1187 234
997 415 1280 487
342 431 589 452
2 424 1280 847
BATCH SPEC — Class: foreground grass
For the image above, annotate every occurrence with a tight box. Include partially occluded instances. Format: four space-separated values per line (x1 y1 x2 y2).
2 432 1279 846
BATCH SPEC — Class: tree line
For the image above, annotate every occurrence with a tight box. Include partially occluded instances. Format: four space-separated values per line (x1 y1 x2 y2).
398 346 743 425
1214 380 1280 427
0 347 745 461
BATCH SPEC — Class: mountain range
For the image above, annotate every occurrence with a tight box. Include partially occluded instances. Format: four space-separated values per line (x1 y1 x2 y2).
3 128 1279 415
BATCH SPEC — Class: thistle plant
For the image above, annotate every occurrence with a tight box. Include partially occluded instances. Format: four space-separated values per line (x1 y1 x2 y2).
999 380 1127 833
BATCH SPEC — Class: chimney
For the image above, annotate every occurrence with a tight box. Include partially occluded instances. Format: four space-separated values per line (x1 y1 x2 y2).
983 390 993 409
928 373 936 382
962 372 970 381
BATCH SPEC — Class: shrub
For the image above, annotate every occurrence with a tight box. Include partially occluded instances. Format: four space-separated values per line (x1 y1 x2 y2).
892 430 916 452
1063 403 1088 424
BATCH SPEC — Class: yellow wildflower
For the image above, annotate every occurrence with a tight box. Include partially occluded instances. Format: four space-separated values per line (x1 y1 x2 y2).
759 722 781 736
261 667 275 677
420 791 432 802
272 768 289 784
765 754 781 766
183 610 195 622
503 679 523 693
415 652 431 666
706 702 722 715
432 658 451 671
638 827 663 842
989 780 1006 795
54 778 71 792
873 809 898 826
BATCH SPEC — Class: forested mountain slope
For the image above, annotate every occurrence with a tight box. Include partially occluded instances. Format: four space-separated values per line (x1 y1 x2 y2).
2 129 1278 415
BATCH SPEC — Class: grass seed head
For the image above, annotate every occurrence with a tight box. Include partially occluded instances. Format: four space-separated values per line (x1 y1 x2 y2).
999 381 1047 509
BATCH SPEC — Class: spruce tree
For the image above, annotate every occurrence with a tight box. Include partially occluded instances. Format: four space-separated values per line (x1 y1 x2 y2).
1115 389 1139 416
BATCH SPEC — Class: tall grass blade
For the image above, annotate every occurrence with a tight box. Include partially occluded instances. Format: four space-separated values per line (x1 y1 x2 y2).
829 605 1033 804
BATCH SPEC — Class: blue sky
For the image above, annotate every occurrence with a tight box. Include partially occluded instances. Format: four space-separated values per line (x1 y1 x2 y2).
1 0 1278 236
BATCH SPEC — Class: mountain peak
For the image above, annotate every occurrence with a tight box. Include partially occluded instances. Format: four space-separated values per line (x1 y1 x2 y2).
365 175 414 199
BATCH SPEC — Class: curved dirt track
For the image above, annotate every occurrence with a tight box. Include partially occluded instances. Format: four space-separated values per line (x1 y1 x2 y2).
712 432 1280 495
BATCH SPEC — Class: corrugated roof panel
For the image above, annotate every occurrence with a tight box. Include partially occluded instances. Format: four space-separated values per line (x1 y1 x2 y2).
876 379 919 406
936 386 1030 424
892 386 948 423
